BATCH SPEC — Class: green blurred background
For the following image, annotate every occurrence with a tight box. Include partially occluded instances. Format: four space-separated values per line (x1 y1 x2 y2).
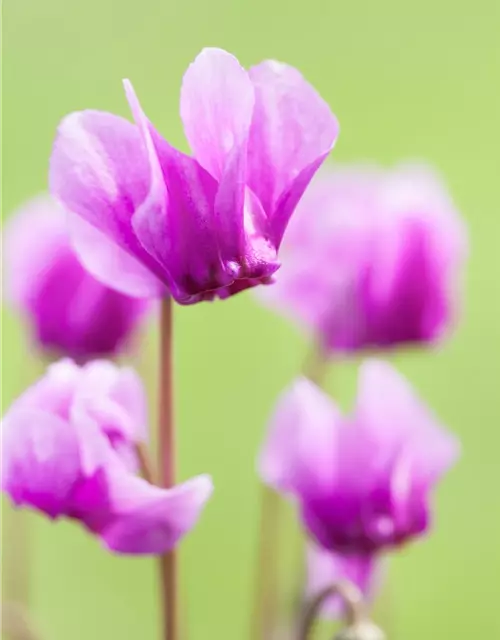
2 0 499 638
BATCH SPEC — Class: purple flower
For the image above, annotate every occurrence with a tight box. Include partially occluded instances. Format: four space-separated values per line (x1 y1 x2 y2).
259 360 459 593
49 48 338 304
1 359 213 554
3 195 151 361
258 164 467 352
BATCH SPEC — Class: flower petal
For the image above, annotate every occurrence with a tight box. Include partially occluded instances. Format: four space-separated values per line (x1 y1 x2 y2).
69 215 165 298
180 48 255 181
9 359 81 419
50 109 168 293
2 195 70 308
100 473 213 554
356 360 460 483
306 543 381 619
258 378 339 495
73 361 148 446
247 61 339 244
124 80 230 303
1 408 81 518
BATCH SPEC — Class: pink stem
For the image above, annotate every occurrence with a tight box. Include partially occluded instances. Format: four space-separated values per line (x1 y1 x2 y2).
158 298 178 640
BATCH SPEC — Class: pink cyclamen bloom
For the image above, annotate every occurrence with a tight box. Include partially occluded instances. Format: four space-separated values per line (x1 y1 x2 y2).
49 48 338 304
3 195 151 361
258 164 467 352
1 360 212 554
259 360 459 596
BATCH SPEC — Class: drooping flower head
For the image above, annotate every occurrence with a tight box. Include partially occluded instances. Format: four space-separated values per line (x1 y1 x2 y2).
258 164 467 353
259 360 459 596
3 195 151 361
1 360 212 554
49 48 339 304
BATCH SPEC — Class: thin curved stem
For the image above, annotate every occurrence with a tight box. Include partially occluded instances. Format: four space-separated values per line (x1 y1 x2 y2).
297 581 365 640
136 442 156 485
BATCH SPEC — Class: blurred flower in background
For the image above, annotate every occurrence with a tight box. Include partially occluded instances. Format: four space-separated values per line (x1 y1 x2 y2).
1 359 213 554
258 164 467 354
259 360 460 605
49 48 339 304
3 195 151 361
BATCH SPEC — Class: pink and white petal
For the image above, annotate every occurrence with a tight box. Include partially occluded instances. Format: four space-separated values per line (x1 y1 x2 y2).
69 215 165 298
258 378 340 495
108 367 148 443
1 408 81 518
271 156 331 248
306 544 381 619
247 61 338 234
2 195 70 308
70 401 120 477
356 360 460 483
180 48 255 180
50 110 145 235
10 359 81 419
100 473 213 554
50 109 167 287
72 361 147 445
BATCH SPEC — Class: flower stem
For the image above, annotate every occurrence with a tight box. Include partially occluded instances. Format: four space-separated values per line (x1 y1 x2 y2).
1 601 41 640
252 338 331 640
252 484 283 640
158 297 178 640
290 339 330 625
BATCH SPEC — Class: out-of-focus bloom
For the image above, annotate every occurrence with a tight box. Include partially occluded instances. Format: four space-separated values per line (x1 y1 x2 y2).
3 195 151 361
259 360 459 597
258 165 467 353
1 360 212 554
49 48 338 304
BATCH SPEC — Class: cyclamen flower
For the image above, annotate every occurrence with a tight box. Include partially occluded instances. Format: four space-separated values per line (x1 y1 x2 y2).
1 360 212 554
258 164 467 352
3 195 151 361
259 360 459 599
49 48 338 304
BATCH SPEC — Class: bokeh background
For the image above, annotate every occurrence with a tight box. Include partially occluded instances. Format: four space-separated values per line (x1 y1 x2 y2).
2 1 499 638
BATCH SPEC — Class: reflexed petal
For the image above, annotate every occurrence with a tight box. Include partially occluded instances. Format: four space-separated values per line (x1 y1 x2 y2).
125 80 226 303
258 378 339 495
247 61 339 243
181 50 276 284
1 408 81 518
355 360 460 483
50 109 168 292
70 215 165 298
306 544 380 619
101 473 213 554
180 48 255 180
